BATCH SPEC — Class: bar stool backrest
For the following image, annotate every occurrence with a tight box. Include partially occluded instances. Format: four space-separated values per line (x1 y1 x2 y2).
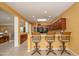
46 32 56 43
61 32 71 42
32 32 40 35
32 32 41 43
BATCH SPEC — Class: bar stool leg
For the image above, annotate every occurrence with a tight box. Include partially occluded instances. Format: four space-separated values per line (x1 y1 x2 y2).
31 43 41 55
61 42 71 55
47 51 50 55
37 50 41 55
32 50 37 55
65 50 71 55
61 49 65 55
46 42 56 55
61 42 65 55
51 50 56 55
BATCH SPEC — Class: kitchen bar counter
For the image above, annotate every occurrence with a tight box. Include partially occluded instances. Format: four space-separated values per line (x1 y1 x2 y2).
30 33 69 50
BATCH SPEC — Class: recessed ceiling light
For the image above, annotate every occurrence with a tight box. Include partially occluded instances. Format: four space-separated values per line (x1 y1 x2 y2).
7 17 10 20
44 11 47 14
32 16 35 18
48 16 51 18
37 18 47 22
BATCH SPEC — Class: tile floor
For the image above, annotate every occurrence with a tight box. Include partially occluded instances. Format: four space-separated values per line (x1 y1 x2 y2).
0 40 75 56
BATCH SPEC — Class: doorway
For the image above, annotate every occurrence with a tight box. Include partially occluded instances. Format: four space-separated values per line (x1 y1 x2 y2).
0 8 14 53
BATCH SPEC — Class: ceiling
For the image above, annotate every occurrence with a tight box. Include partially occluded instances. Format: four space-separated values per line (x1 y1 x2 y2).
6 2 74 23
0 9 14 25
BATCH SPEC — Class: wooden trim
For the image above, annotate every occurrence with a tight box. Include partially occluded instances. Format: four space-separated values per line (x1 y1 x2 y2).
18 16 20 45
24 19 26 31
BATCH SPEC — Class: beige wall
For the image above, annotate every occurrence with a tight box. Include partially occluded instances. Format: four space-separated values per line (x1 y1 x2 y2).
53 3 79 55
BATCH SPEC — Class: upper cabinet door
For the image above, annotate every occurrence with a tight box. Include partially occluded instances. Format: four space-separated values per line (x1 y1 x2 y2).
48 18 66 30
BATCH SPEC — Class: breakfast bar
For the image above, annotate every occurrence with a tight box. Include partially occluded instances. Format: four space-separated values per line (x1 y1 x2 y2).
30 32 69 50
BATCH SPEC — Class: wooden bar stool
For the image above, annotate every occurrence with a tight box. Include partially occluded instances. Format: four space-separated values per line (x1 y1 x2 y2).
31 32 41 55
45 32 56 55
59 32 71 55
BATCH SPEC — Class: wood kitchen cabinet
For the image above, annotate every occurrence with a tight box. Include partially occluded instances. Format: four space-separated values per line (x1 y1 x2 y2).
48 18 66 30
20 33 27 44
32 18 66 32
